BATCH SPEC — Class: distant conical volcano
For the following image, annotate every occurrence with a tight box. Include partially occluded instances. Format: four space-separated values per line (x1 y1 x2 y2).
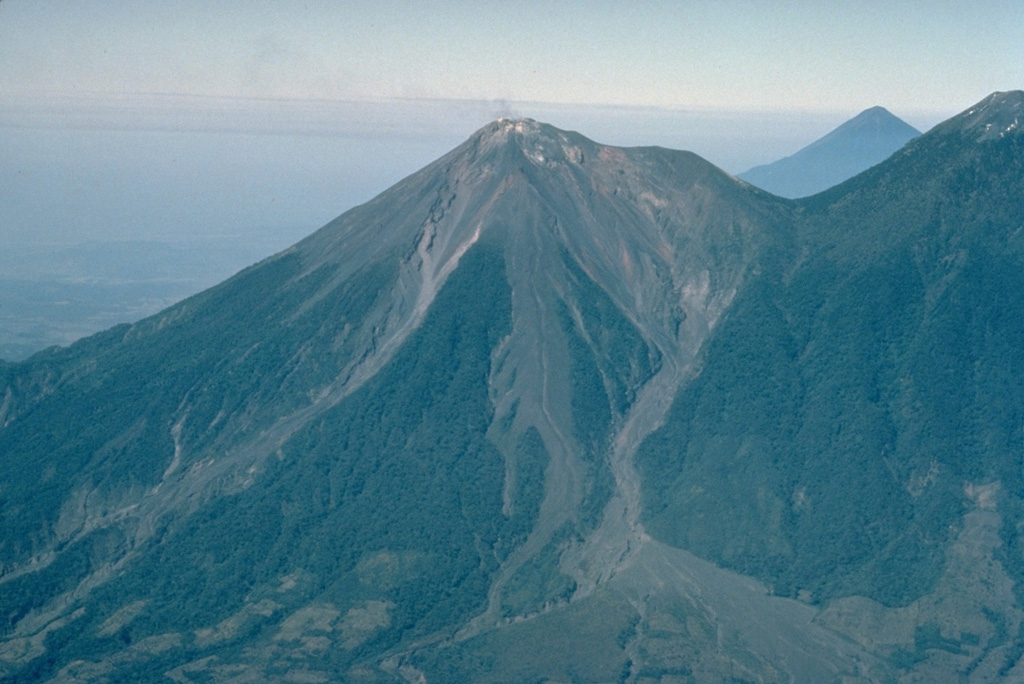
3 94 1024 683
738 105 921 197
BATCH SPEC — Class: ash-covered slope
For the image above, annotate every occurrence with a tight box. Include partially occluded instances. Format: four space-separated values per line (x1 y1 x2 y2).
738 105 921 198
0 119 796 683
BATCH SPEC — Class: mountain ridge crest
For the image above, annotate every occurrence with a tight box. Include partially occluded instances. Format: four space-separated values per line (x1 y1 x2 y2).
941 89 1024 140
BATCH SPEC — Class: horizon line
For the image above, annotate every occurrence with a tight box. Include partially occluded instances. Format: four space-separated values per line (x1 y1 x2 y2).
0 88 960 120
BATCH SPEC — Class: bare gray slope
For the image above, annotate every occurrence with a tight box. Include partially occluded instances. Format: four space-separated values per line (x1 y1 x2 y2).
446 121 787 635
301 117 794 634
0 118 819 682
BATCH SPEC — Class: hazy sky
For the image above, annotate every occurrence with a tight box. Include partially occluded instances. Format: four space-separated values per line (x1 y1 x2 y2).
2 1 1021 115
2 1 1023 249
1 1 1022 350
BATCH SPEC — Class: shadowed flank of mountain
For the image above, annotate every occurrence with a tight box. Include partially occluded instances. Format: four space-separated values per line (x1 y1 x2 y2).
738 105 921 198
639 90 1024 680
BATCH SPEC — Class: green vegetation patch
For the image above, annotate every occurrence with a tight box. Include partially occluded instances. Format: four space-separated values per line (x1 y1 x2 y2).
639 132 1024 606
5 243 520 679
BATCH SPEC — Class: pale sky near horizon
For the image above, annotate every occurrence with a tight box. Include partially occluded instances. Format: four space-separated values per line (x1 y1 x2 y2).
1 0 1022 118
2 0 1023 249
1 0 1023 342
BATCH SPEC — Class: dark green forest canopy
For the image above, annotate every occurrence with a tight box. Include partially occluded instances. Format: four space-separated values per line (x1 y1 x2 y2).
638 124 1024 607
1 243 525 680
